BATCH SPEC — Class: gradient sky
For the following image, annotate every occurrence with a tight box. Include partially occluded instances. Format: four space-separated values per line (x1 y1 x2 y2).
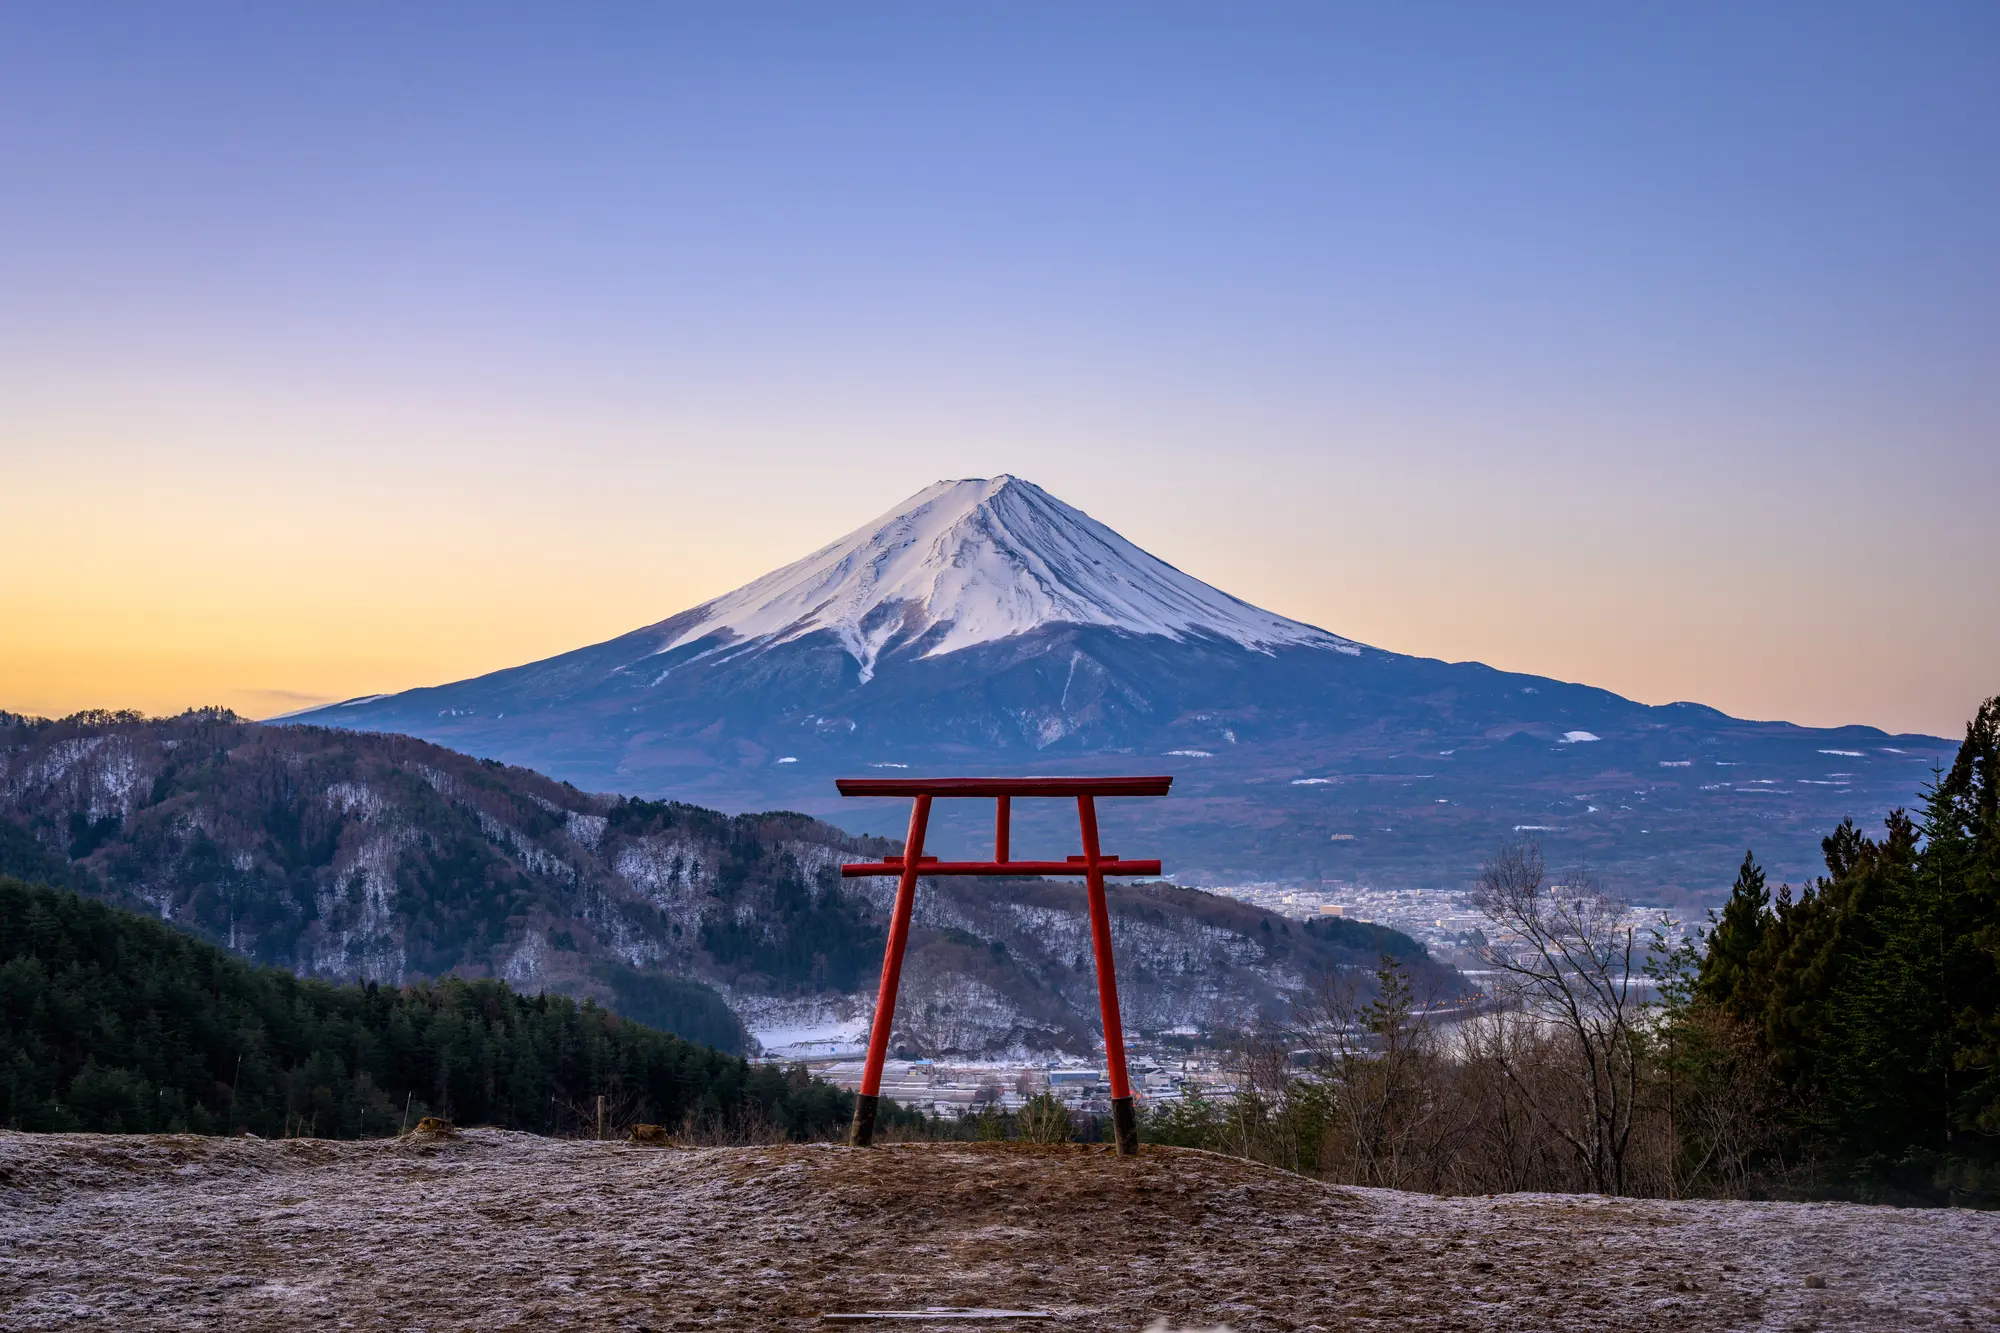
3 4 1995 738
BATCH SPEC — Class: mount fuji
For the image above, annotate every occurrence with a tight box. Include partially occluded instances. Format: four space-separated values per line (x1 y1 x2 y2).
295 476 1949 905
651 476 1358 682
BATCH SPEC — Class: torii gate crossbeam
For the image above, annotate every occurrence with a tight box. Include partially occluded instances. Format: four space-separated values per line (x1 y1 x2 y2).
835 775 1172 1156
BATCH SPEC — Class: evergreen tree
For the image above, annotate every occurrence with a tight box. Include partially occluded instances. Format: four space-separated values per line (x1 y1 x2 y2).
1688 694 2000 1202
1698 851 1769 1015
1924 699 2000 1137
1812 808 1945 1157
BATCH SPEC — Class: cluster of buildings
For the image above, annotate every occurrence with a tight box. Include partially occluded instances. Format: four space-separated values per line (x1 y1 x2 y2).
1200 880 1494 967
804 1050 1238 1120
1199 881 1689 975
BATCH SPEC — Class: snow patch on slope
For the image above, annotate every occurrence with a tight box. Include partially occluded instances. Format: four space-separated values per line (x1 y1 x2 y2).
659 475 1360 682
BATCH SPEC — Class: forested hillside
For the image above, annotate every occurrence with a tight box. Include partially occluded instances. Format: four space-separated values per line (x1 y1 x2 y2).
0 877 853 1138
0 710 1447 1056
1693 695 2000 1201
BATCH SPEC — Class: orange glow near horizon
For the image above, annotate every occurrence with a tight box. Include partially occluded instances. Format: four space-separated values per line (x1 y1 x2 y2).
3 378 1991 740
3 9 1994 742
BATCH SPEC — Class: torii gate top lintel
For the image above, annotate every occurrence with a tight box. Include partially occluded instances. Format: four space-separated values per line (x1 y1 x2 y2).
834 775 1172 798
835 775 1172 1156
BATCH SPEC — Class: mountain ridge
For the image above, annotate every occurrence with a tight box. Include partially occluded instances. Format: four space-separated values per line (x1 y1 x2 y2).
0 709 1442 1056
293 477 1953 903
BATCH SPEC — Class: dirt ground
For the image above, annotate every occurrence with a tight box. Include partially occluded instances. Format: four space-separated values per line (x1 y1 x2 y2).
1 1130 1994 1332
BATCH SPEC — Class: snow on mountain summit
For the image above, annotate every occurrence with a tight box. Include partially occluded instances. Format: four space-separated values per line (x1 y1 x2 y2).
663 475 1360 681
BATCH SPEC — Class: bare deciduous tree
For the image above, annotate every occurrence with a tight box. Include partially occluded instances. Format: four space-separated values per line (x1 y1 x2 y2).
1298 955 1469 1189
1015 1091 1074 1144
1471 840 1646 1194
1150 841 1796 1199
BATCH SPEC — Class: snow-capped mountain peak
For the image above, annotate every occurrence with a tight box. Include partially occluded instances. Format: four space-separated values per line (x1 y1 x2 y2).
662 475 1359 681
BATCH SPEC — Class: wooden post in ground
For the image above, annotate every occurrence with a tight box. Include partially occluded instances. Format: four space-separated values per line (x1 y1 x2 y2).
1077 794 1140 1155
850 795 932 1146
597 1094 606 1141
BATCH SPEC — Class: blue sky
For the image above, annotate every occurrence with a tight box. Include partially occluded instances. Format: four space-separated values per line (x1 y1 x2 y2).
3 4 1995 734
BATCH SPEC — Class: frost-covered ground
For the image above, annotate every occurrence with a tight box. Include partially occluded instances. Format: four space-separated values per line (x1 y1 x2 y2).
1 1131 1993 1331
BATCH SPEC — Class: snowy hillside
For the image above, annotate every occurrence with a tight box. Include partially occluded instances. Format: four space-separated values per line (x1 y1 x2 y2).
3 711 1433 1058
661 475 1360 681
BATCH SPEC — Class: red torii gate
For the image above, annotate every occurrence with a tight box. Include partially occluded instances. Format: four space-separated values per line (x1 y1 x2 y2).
836 775 1173 1156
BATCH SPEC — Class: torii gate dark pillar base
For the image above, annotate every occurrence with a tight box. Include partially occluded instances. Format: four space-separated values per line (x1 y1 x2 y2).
833 776 1172 1157
1108 1096 1139 1155
849 1093 882 1148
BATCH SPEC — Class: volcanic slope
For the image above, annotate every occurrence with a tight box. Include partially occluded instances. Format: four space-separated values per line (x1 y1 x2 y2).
4 1130 1994 1332
297 476 1950 903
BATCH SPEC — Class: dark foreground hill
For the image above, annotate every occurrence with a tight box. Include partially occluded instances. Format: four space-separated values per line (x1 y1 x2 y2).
3 1132 1993 1332
0 710 1448 1056
0 877 850 1139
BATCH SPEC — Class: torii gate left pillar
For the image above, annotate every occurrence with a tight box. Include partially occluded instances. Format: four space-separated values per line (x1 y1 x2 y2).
835 775 1173 1156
